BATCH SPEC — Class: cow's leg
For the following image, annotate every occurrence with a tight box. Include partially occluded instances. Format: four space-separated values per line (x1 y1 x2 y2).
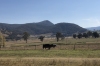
43 47 45 49
48 47 50 50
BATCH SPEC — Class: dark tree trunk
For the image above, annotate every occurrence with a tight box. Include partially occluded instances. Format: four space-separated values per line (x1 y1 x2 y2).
26 39 27 43
57 37 59 42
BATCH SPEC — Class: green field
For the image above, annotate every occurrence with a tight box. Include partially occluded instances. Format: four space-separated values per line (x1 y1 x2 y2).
0 49 100 66
0 50 100 58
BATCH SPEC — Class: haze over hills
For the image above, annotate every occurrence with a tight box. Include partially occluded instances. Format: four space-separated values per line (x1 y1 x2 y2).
86 26 100 31
0 20 87 36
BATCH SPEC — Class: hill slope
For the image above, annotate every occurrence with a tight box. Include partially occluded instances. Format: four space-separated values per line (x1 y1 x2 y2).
51 23 86 35
0 20 87 35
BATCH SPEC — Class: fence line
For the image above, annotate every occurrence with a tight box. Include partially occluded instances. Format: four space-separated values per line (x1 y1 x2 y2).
0 44 100 50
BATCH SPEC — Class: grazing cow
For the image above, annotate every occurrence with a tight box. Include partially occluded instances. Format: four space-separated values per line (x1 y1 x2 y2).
43 44 56 50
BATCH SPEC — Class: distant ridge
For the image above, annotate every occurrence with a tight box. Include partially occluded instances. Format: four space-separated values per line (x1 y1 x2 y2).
86 26 100 31
0 20 87 35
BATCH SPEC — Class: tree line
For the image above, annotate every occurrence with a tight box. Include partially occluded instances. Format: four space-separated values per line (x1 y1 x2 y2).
73 31 100 39
1 27 100 47
3 29 66 43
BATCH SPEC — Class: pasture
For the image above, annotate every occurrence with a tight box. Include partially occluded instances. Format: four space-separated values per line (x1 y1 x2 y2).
0 58 100 66
3 37 100 50
0 37 100 66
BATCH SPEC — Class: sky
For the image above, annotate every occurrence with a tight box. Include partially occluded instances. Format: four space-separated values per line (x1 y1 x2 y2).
0 0 100 28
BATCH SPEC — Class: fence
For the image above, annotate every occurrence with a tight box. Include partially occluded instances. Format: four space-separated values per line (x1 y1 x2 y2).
57 44 100 50
0 43 100 50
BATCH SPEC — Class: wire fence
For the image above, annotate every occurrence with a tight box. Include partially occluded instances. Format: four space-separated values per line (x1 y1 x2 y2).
0 44 100 50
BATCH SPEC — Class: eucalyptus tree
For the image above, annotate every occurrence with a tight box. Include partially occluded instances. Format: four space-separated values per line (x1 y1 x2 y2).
22 32 30 43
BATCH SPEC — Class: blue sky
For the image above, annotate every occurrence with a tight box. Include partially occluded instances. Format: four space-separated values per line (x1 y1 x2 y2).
0 0 100 28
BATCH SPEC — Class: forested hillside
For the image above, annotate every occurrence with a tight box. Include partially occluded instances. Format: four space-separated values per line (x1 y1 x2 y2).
0 20 87 35
51 23 87 35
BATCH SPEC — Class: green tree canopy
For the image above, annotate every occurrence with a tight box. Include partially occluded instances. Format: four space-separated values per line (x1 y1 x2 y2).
38 36 45 42
22 32 30 43
77 33 82 39
73 34 77 39
56 32 62 42
92 31 99 38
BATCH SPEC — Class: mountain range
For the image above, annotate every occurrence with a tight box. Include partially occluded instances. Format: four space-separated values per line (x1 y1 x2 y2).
86 26 100 31
0 20 87 36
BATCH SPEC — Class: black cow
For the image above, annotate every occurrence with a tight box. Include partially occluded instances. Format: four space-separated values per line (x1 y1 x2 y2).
43 44 56 50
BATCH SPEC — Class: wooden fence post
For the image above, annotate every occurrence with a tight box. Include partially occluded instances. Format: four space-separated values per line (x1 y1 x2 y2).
88 44 89 49
0 44 1 48
73 44 75 50
0 45 1 50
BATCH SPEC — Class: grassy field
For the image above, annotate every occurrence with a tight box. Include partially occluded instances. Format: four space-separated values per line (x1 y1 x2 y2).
5 37 100 46
0 37 100 66
3 37 100 50
0 58 100 66
0 49 100 66
0 50 100 58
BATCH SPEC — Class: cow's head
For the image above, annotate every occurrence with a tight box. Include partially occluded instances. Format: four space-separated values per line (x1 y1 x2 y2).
51 44 56 48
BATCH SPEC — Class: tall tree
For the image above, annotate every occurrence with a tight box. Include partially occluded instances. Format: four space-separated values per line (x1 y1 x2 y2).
22 32 30 43
92 31 99 38
77 33 82 39
73 34 77 39
87 31 92 37
56 32 62 42
0 32 5 48
83 33 88 38
38 36 45 42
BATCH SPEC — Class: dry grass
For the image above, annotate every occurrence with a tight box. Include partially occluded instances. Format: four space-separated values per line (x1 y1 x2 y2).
0 37 99 51
0 58 100 66
5 37 100 46
0 50 100 58
1 38 100 66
